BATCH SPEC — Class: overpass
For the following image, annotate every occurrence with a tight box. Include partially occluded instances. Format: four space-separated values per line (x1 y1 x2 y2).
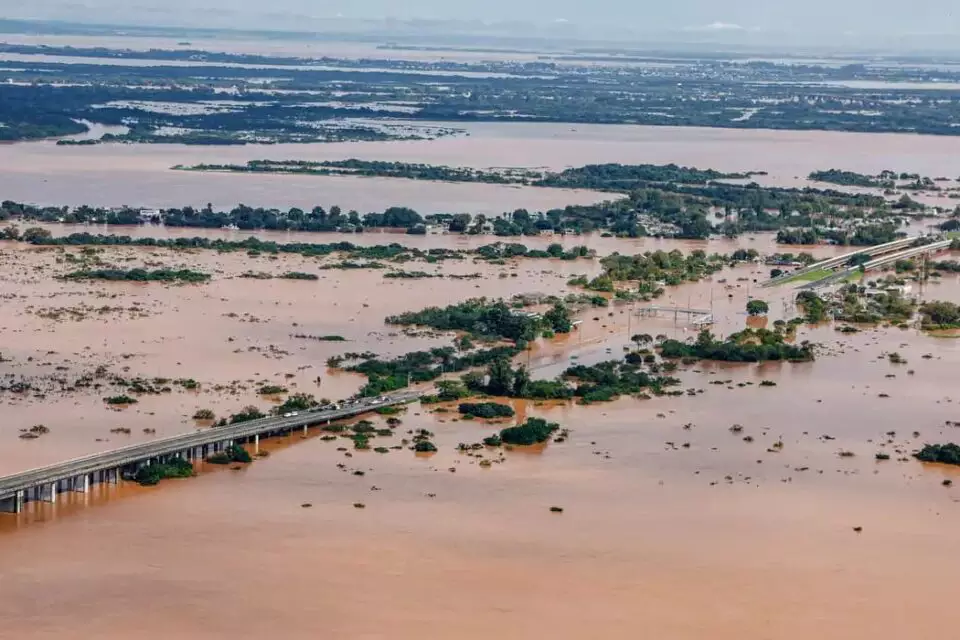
0 390 422 514
761 236 920 288
798 239 954 290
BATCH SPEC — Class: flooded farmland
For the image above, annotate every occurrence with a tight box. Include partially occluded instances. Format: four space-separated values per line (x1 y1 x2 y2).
2 88 960 638
0 225 960 639
4 122 960 212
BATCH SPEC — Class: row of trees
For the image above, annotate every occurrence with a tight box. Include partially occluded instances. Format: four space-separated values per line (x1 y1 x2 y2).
660 329 814 363
386 298 574 346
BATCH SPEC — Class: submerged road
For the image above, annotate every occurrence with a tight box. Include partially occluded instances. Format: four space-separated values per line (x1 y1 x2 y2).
0 389 422 509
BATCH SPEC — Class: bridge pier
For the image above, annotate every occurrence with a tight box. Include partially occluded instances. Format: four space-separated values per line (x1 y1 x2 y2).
0 490 24 514
0 393 422 516
70 475 90 493
41 482 57 504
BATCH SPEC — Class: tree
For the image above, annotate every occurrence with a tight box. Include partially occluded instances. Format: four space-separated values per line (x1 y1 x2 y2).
941 218 960 232
448 213 471 233
461 371 486 393
631 333 653 349
695 329 715 350
436 380 470 402
920 301 960 326
22 227 51 243
746 300 770 316
544 302 573 334
512 365 531 397
227 406 264 425
274 393 318 415
487 358 514 396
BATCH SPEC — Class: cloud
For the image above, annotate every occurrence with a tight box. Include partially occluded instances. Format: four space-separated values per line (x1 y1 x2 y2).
684 21 746 32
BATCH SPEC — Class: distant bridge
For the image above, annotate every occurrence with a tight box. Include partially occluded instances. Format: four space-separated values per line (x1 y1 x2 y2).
761 236 923 288
0 390 421 514
798 238 954 290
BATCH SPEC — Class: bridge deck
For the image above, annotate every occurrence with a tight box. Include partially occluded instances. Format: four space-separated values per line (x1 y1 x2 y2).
798 239 953 290
761 236 920 287
0 390 421 502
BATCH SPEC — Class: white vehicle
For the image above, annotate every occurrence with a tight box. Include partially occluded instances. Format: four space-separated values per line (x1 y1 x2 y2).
290 412 299 417
283 413 292 418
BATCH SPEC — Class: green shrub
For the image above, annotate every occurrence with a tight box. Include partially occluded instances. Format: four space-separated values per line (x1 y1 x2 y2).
458 402 515 419
915 443 960 465
206 444 251 465
499 418 560 446
134 457 194 485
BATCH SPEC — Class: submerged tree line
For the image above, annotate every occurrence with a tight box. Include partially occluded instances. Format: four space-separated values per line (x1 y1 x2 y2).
0 156 924 243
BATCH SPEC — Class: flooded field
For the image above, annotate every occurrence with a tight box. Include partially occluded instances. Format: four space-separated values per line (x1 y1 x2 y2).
0 51 542 78
0 232 959 638
0 34 594 64
29 221 842 257
2 80 960 634
4 123 960 213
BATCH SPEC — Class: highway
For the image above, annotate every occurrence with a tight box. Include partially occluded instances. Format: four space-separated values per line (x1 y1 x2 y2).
798 239 954 290
761 236 919 288
0 389 422 505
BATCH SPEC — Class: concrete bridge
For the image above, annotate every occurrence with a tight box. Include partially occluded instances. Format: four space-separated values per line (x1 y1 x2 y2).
761 236 922 288
0 390 421 514
797 238 954 291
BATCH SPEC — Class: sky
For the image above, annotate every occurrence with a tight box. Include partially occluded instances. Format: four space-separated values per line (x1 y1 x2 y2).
9 0 960 45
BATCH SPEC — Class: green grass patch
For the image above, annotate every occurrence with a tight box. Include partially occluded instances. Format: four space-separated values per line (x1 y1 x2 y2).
782 268 834 284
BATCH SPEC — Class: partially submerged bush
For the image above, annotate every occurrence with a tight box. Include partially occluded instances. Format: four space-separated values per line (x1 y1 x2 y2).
458 402 515 419
916 443 960 465
134 457 194 486
499 417 560 446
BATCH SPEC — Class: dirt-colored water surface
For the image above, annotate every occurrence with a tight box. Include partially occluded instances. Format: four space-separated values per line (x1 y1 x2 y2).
2 229 960 639
5 121 960 212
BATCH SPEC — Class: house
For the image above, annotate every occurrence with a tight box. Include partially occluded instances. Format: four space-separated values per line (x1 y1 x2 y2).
139 208 162 222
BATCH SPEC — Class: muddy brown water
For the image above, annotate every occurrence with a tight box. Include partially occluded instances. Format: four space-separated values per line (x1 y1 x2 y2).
5 121 960 213
1 232 960 638
3 93 960 634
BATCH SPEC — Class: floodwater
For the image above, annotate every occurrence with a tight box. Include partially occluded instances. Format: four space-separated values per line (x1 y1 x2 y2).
0 51 548 79
0 135 611 214
0 34 585 65
28 221 839 258
4 122 960 213
3 44 960 632
2 234 960 638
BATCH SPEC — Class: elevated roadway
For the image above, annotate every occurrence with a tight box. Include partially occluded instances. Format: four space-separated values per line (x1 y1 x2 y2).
798 239 953 290
0 390 422 513
761 236 920 288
